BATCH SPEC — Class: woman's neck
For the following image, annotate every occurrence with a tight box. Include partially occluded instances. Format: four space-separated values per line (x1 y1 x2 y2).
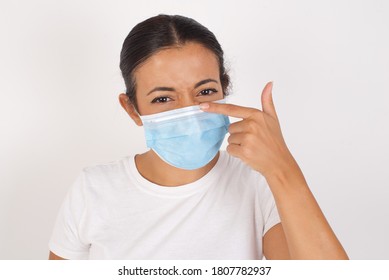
134 150 220 187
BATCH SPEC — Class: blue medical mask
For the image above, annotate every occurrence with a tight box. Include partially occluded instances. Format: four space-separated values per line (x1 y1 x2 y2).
139 100 230 170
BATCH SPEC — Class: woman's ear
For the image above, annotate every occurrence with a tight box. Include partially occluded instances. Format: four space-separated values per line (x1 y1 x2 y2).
118 93 143 126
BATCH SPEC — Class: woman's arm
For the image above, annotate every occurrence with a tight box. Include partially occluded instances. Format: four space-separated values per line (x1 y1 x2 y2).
263 223 291 259
48 251 67 260
265 157 348 259
200 82 348 259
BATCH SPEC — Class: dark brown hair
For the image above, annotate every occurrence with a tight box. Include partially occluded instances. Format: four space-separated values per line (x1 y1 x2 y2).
119 14 230 110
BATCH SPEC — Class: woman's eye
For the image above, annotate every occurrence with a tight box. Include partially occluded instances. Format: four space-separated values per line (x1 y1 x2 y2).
151 96 171 103
199 88 218 96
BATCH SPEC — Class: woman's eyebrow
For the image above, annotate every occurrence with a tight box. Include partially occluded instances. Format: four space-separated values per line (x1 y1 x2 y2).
147 87 175 95
194 78 218 89
146 79 218 96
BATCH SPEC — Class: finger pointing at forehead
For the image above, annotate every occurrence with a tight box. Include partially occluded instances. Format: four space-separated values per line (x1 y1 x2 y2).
199 102 258 119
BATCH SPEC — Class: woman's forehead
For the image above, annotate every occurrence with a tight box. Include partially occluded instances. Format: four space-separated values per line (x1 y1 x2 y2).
135 42 220 89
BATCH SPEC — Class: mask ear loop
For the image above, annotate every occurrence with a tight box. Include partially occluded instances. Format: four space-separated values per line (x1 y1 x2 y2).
133 104 141 117
215 98 227 104
124 95 143 126
125 94 139 115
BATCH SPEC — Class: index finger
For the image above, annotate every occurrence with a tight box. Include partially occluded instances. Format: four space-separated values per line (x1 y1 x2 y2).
200 102 259 119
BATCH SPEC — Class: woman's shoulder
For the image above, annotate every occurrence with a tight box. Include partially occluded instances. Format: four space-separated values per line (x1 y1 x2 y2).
76 155 133 191
220 150 267 185
220 151 261 175
82 156 131 175
219 151 272 212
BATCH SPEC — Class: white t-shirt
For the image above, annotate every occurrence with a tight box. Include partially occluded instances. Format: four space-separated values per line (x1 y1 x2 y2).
48 151 280 259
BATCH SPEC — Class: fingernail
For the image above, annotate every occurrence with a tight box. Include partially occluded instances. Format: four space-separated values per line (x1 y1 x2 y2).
199 103 209 110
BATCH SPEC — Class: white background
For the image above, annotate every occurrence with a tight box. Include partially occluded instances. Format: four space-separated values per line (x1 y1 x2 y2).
0 0 388 259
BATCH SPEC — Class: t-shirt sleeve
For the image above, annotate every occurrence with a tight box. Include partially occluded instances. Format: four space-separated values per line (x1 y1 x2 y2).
259 177 281 236
48 171 90 259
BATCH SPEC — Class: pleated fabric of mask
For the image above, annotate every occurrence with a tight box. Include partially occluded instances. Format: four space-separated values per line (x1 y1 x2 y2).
140 100 230 170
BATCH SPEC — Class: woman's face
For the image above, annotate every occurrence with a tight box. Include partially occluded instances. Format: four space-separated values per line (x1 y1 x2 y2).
133 42 224 116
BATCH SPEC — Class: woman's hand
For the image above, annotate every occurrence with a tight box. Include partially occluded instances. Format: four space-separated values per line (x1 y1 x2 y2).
202 82 349 259
200 81 299 180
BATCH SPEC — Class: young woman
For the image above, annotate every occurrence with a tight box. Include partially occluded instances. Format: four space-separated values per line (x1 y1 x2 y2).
49 14 348 260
